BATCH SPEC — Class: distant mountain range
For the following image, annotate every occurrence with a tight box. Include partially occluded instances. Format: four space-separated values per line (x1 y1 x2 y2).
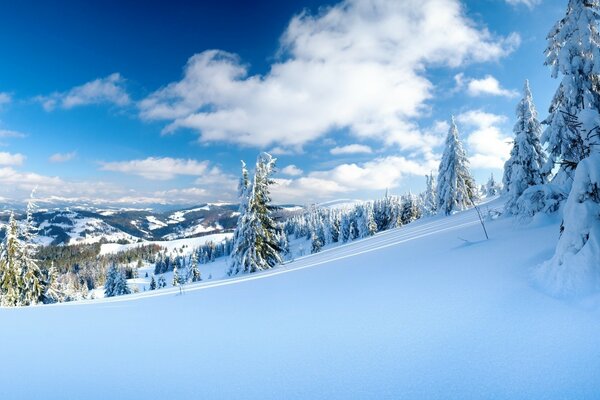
0 203 304 246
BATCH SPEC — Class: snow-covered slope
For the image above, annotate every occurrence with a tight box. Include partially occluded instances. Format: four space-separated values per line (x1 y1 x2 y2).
2 202 600 399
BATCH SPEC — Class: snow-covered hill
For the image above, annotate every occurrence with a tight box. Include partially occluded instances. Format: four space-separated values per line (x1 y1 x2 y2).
0 203 241 245
1 201 599 399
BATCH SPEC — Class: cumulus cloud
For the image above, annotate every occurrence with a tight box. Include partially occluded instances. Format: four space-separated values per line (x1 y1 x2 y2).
505 0 541 9
140 0 519 153
281 165 304 176
0 152 25 166
271 155 437 203
455 73 518 97
456 110 512 169
330 144 373 155
99 157 212 180
49 151 77 163
38 73 130 111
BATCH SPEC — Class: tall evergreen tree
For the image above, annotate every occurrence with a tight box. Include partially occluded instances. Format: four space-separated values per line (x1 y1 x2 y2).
104 265 131 297
172 265 180 286
423 173 437 216
228 152 282 275
542 0 600 180
503 80 547 214
436 117 477 215
189 252 201 282
0 211 45 307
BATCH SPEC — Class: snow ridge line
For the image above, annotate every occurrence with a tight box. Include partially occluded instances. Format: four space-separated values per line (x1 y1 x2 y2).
43 211 483 308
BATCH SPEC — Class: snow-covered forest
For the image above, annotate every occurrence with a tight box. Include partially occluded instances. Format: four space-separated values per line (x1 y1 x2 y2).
1 0 600 398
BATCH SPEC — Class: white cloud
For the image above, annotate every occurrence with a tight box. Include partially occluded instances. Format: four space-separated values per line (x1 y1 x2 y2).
281 165 304 176
271 155 437 203
0 167 62 191
330 144 373 155
456 110 512 169
0 129 26 138
49 151 77 163
0 92 11 107
140 0 519 153
455 73 518 98
38 73 130 111
505 0 541 9
100 157 211 180
0 152 25 166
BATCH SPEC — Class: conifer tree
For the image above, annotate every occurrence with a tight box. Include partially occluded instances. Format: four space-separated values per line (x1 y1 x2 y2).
228 153 282 275
172 265 180 286
503 80 547 214
436 117 477 215
0 211 45 307
189 252 201 282
423 173 437 216
104 265 131 297
542 0 600 180
149 275 157 290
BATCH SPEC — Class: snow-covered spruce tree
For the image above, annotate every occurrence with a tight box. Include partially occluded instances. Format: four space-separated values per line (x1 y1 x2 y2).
423 173 437 216
400 193 422 225
0 211 45 307
189 252 201 282
149 275 157 290
503 80 547 214
355 203 376 239
436 117 478 215
542 0 600 183
228 153 282 275
485 173 502 197
534 109 600 296
172 264 180 286
104 265 131 297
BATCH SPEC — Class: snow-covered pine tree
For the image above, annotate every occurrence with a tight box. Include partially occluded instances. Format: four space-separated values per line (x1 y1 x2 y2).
172 264 180 286
104 265 131 297
189 252 201 282
535 109 600 296
228 152 282 275
542 0 600 182
485 173 502 197
43 262 63 303
0 211 45 307
149 275 157 290
503 80 547 214
400 193 422 224
423 173 437 216
355 203 376 238
436 117 478 215
158 275 167 288
311 231 323 253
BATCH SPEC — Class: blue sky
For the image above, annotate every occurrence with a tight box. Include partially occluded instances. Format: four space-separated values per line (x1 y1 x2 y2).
0 0 570 206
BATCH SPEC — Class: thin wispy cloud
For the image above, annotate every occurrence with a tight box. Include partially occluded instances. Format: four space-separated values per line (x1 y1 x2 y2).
0 92 11 108
100 157 211 180
49 151 77 163
0 129 26 139
330 144 373 155
37 73 130 111
505 0 541 9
